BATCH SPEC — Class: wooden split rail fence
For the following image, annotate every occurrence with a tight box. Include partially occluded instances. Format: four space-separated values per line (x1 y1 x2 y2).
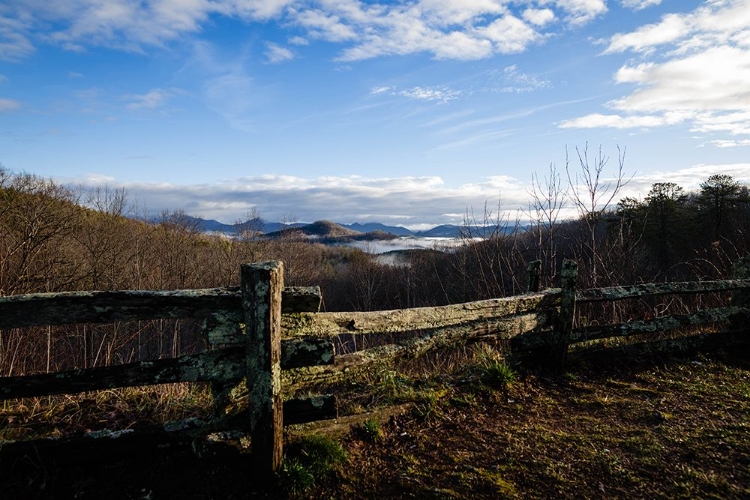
0 262 332 481
1 258 749 479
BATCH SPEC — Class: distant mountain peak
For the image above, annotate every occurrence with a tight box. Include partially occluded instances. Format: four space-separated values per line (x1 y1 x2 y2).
179 216 520 240
300 220 361 237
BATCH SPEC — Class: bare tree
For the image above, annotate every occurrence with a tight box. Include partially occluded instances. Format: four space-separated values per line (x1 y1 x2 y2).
527 162 566 287
74 186 133 290
0 171 81 294
565 143 629 287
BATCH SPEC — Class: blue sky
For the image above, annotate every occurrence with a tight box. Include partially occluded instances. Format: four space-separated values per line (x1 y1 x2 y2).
1 0 749 229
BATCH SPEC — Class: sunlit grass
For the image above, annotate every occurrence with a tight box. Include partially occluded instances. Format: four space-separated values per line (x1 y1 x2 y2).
0 383 213 442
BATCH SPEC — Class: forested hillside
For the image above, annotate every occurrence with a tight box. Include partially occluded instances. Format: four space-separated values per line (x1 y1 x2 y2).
2 165 749 376
2 166 749 308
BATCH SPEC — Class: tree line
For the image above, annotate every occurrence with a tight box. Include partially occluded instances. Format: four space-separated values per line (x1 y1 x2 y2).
1 152 749 375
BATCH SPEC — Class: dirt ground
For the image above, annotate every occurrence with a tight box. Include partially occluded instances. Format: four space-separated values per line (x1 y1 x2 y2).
320 350 750 499
2 346 749 499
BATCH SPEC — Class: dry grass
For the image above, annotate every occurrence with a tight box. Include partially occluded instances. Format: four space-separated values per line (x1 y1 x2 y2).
0 382 213 442
1 342 748 499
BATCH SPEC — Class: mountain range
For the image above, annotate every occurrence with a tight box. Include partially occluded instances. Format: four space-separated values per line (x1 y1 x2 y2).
183 216 515 239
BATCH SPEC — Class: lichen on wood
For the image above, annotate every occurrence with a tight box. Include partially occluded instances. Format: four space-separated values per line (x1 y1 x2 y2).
577 279 750 303
0 346 246 400
241 261 284 477
281 286 322 313
547 259 577 374
0 285 321 331
571 306 750 343
281 311 553 391
281 290 561 338
280 336 334 369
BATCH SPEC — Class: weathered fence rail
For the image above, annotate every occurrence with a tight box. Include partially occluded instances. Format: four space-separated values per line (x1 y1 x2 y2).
2 258 749 480
280 289 561 389
282 258 750 386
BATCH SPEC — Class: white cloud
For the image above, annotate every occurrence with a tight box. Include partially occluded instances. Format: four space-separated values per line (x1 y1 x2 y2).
62 163 750 229
334 7 494 61
371 85 461 103
264 42 294 63
620 0 662 10
220 0 296 20
398 86 461 103
288 35 308 45
711 139 750 148
605 12 690 54
522 8 556 27
497 64 551 93
564 1 750 145
74 173 532 228
1 0 295 57
418 0 506 27
370 86 392 95
0 11 35 61
1 0 613 63
559 112 689 129
691 111 750 136
478 14 540 53
611 46 750 113
626 163 750 194
0 97 22 111
606 0 750 54
548 0 607 26
292 7 358 42
123 88 185 110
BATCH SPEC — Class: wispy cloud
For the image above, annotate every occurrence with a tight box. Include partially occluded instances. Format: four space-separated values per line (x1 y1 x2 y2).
1 1 611 63
123 88 185 110
559 111 691 129
187 41 259 131
0 12 35 61
494 65 552 93
711 139 750 148
1 0 294 59
370 86 392 95
441 97 594 136
553 0 607 26
433 128 518 151
264 42 294 63
397 86 461 103
620 0 663 11
288 35 308 46
370 85 461 104
204 72 255 130
0 98 22 112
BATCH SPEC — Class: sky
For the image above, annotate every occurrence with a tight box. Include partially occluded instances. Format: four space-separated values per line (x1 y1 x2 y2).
1 0 749 229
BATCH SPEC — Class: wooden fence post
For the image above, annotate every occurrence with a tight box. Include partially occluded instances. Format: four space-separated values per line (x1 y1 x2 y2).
731 255 750 331
527 260 542 292
550 259 577 374
242 261 284 480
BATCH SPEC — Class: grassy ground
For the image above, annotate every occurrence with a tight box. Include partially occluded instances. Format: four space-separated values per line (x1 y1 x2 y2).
304 344 750 499
1 344 748 499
